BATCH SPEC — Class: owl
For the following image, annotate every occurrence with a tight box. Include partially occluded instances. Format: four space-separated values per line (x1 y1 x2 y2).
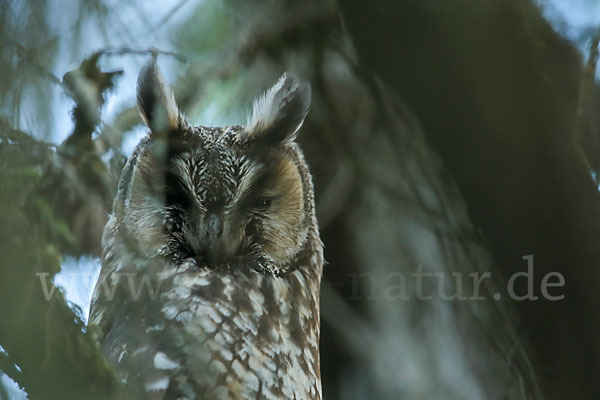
88 62 323 400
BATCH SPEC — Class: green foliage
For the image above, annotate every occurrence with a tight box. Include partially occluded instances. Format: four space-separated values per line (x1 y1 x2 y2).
0 50 123 398
0 129 122 399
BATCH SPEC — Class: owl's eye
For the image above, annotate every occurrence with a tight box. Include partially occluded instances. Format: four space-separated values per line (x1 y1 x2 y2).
253 196 272 209
166 188 192 209
165 174 192 209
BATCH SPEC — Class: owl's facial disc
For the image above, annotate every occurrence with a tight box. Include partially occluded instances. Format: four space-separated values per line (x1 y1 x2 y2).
135 63 311 271
162 138 306 270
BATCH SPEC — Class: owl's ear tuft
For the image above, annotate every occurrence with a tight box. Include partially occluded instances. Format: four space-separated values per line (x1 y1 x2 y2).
137 61 184 133
243 73 311 145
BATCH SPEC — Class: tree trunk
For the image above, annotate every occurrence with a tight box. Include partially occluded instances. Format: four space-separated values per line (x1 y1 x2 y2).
338 0 600 398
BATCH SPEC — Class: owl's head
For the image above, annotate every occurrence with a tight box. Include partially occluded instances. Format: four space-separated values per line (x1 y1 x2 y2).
114 62 315 274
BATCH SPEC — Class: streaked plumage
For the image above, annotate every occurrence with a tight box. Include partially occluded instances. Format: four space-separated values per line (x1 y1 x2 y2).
89 62 323 399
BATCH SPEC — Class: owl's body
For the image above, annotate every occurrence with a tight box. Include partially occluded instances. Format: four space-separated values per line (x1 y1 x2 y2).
89 64 323 399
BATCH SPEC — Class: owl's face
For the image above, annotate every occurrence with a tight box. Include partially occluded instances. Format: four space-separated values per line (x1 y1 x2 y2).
151 125 308 270
117 64 313 274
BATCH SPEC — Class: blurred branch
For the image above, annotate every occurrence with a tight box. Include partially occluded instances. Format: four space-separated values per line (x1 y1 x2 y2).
154 0 191 30
0 125 124 399
5 35 66 89
312 51 447 223
175 0 339 111
337 0 600 397
0 350 22 385
97 46 188 63
62 53 123 150
0 54 130 398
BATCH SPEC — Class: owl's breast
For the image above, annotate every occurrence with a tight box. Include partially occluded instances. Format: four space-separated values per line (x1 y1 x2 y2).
158 261 322 399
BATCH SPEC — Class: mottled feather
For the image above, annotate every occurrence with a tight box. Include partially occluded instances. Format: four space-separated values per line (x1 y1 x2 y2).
89 65 322 400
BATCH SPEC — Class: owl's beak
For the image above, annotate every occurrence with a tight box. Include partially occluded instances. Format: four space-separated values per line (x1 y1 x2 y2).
202 213 241 267
203 213 223 267
206 213 224 239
